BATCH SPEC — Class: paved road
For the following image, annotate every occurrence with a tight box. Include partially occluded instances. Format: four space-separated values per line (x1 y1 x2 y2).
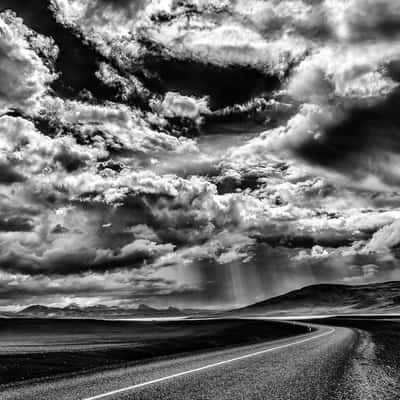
1 324 357 400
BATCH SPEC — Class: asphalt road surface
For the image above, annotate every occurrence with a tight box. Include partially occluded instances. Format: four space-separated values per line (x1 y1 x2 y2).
1 324 358 400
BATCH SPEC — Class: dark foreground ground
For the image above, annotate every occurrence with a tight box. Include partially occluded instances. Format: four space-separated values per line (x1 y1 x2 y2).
1 317 400 400
0 318 308 388
1 324 350 400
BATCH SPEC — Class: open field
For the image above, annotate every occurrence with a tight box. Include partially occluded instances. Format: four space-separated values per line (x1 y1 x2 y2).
2 317 400 400
0 318 308 388
0 324 351 400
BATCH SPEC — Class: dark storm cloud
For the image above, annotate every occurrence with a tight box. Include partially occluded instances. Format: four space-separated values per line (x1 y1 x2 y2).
0 193 178 276
0 163 26 185
338 1 400 41
274 2 400 187
50 224 70 234
216 174 263 195
0 0 122 101
172 243 400 308
0 216 34 232
91 0 147 16
53 145 90 172
0 271 191 308
0 278 98 299
254 234 356 250
296 87 400 182
0 12 55 113
2 0 400 310
0 239 173 276
138 53 281 110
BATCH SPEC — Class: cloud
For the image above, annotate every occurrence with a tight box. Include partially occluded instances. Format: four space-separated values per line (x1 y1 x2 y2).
154 230 255 268
0 162 26 185
0 114 255 277
0 114 193 277
50 0 299 111
153 91 210 123
2 1 400 308
51 0 147 53
343 264 380 283
0 266 199 309
287 42 400 102
0 216 34 232
96 62 150 104
326 0 400 41
0 115 102 181
363 219 400 255
160 23 306 73
0 203 176 276
39 96 198 157
0 11 56 113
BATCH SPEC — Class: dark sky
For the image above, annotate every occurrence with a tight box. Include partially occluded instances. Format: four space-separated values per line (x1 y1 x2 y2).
1 0 400 310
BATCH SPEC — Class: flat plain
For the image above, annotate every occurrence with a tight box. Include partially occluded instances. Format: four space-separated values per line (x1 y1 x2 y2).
0 318 308 388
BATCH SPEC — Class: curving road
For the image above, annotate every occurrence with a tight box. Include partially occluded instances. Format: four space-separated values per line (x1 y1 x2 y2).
1 323 357 400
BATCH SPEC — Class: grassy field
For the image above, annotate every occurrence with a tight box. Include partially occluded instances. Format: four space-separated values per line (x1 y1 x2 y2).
0 318 309 387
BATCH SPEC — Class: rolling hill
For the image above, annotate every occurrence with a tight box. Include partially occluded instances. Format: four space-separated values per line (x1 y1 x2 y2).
238 281 400 316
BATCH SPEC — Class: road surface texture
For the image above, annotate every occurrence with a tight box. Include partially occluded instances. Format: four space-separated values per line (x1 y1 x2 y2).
1 324 364 400
309 317 400 400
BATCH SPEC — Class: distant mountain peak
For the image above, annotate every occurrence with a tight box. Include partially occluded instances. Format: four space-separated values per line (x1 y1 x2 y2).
137 303 156 311
19 304 50 313
63 303 81 310
14 302 188 319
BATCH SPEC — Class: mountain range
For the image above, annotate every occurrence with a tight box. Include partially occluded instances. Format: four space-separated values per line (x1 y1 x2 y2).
3 281 400 319
1 303 194 319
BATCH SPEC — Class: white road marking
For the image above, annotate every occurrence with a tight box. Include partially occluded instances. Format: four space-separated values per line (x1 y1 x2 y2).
83 328 335 400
